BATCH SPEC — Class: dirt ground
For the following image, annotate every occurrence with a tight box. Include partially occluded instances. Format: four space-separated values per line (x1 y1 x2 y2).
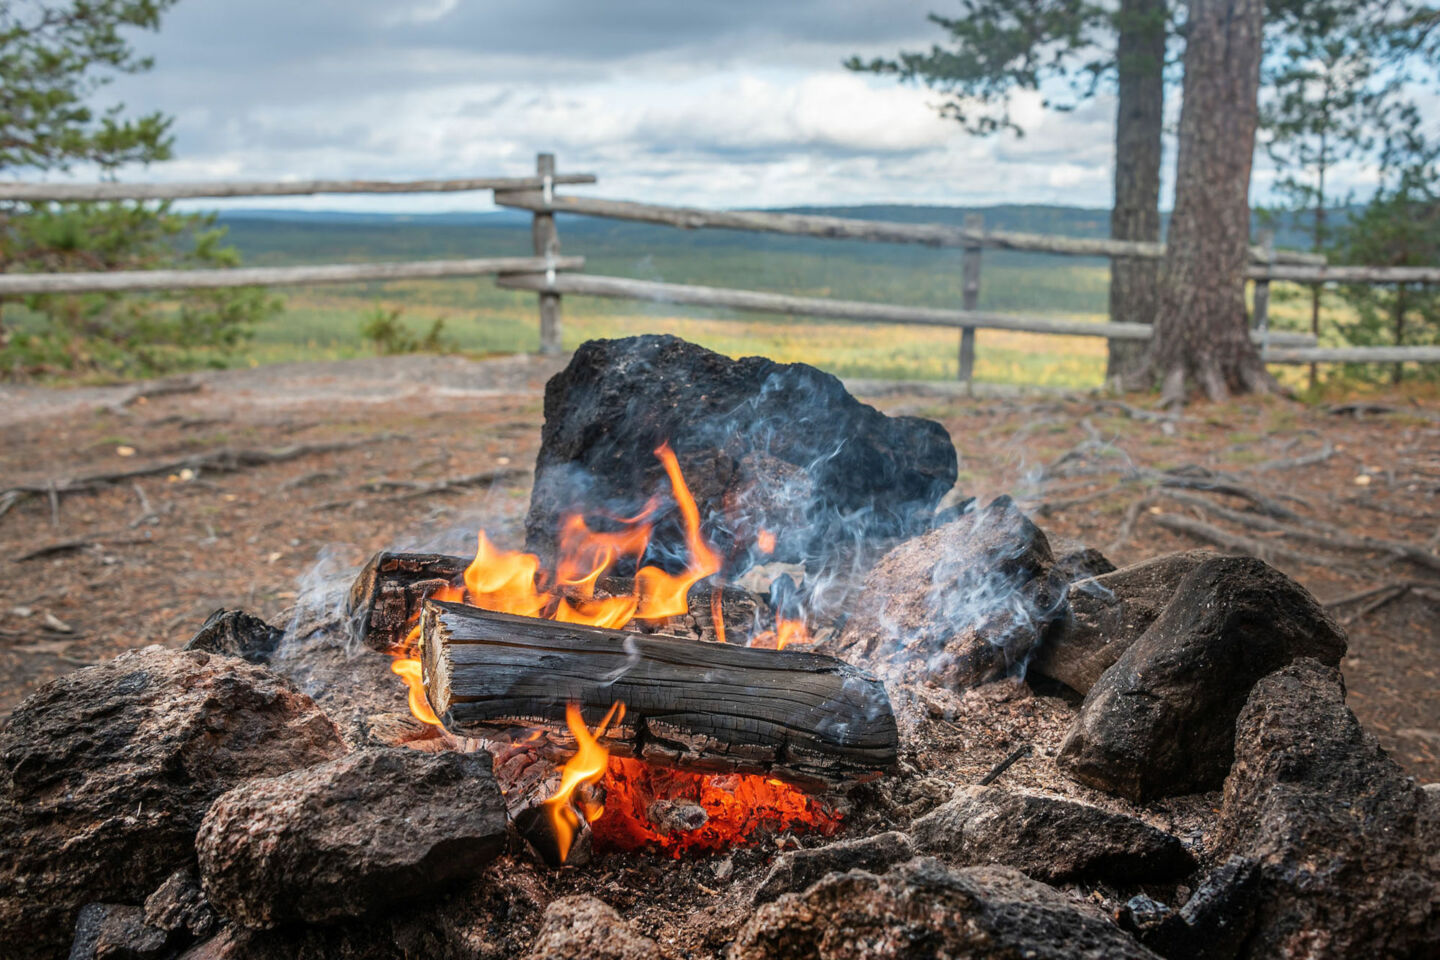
1 354 1437 785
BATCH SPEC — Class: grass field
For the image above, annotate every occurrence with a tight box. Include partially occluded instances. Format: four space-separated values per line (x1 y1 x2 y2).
6 208 1346 389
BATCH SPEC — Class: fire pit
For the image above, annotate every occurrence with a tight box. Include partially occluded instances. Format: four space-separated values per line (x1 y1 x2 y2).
1 335 1436 960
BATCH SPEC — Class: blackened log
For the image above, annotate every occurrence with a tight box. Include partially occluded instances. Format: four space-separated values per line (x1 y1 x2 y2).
348 552 466 651
347 550 760 651
420 600 896 791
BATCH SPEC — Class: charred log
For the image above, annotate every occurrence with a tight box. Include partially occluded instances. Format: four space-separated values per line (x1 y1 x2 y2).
420 600 897 791
347 550 760 652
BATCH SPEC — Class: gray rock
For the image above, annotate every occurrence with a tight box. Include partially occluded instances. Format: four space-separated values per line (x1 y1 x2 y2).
752 831 915 905
1213 659 1440 958
1033 550 1213 694
521 896 673 960
525 335 956 566
184 609 283 663
829 496 1067 691
910 785 1194 884
67 903 170 960
1057 557 1346 801
731 858 1162 960
0 647 345 960
197 747 508 928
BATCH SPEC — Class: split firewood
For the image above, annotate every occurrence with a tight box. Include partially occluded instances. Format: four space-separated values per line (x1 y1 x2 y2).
346 550 760 651
420 600 897 791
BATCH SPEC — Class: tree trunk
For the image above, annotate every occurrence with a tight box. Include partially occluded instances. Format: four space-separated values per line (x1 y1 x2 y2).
1139 0 1273 402
1106 0 1168 380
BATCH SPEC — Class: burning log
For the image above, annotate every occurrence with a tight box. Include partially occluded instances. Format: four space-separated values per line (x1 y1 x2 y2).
347 550 760 652
419 600 897 791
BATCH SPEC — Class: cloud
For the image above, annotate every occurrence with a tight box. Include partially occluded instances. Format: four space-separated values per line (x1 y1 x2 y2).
72 0 1174 212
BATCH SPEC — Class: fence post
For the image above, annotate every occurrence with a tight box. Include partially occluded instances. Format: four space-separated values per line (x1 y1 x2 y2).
1252 229 1273 351
531 153 563 355
959 212 983 384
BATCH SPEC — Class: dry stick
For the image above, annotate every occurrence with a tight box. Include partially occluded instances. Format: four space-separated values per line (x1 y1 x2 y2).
1158 488 1440 575
1324 582 1416 608
1146 512 1363 574
104 376 204 414
1031 485 1122 518
1152 472 1306 521
1 436 389 503
47 481 60 529
128 482 157 528
1107 494 1156 554
1342 584 1412 625
1248 440 1335 472
14 533 151 563
978 744 1032 786
317 467 529 511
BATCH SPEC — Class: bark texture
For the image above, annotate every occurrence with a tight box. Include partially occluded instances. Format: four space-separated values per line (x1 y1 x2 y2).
1141 0 1273 401
1106 0 1167 379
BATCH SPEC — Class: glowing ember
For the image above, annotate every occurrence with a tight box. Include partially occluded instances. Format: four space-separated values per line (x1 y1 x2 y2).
594 758 841 857
544 701 624 863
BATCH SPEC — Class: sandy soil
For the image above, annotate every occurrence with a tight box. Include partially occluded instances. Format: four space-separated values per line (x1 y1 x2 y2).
1 354 1436 785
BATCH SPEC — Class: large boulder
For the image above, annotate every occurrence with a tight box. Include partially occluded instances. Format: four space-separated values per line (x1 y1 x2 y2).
197 747 508 928
1031 550 1213 694
731 858 1162 960
828 496 1067 690
524 335 957 565
909 785 1195 885
1212 659 1440 958
1056 556 1346 802
0 647 345 960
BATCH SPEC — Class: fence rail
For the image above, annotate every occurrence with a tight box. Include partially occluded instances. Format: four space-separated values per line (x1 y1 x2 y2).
0 256 585 296
0 174 596 202
3 153 1436 381
492 190 1324 266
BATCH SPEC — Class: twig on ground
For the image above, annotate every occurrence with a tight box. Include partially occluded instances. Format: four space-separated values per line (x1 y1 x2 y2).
315 467 529 512
1 436 392 521
1248 440 1335 472
1342 584 1412 625
1031 485 1121 518
103 376 203 414
14 532 151 563
978 744 1032 786
1146 512 1363 575
47 481 60 529
278 470 340 492
1107 495 1155 554
128 482 158 528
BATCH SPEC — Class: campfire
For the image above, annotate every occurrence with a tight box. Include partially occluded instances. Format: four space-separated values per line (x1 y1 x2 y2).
3 335 1435 960
358 440 887 863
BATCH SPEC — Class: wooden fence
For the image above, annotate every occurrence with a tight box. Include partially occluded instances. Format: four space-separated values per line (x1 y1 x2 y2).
2 152 1434 380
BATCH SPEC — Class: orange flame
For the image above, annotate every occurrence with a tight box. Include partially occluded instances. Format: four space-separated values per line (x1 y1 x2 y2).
545 701 624 864
390 658 441 726
756 529 776 555
751 615 813 650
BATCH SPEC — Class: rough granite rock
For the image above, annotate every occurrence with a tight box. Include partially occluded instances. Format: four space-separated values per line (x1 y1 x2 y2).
197 747 508 928
524 335 957 565
828 496 1068 691
1056 557 1347 801
1032 550 1213 694
178 858 549 960
1212 659 1440 959
143 868 218 943
909 785 1195 884
521 896 674 960
0 647 345 960
184 609 284 663
752 831 915 905
730 858 1162 960
67 903 170 960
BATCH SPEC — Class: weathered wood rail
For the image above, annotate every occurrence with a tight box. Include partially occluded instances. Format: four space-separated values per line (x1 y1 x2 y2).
4 153 1434 376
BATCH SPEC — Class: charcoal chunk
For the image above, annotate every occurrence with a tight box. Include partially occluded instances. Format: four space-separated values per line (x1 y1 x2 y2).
752 831 915 905
67 903 168 960
184 608 283 663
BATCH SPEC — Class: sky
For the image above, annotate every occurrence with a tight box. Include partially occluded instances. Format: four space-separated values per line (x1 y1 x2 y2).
71 0 1389 213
